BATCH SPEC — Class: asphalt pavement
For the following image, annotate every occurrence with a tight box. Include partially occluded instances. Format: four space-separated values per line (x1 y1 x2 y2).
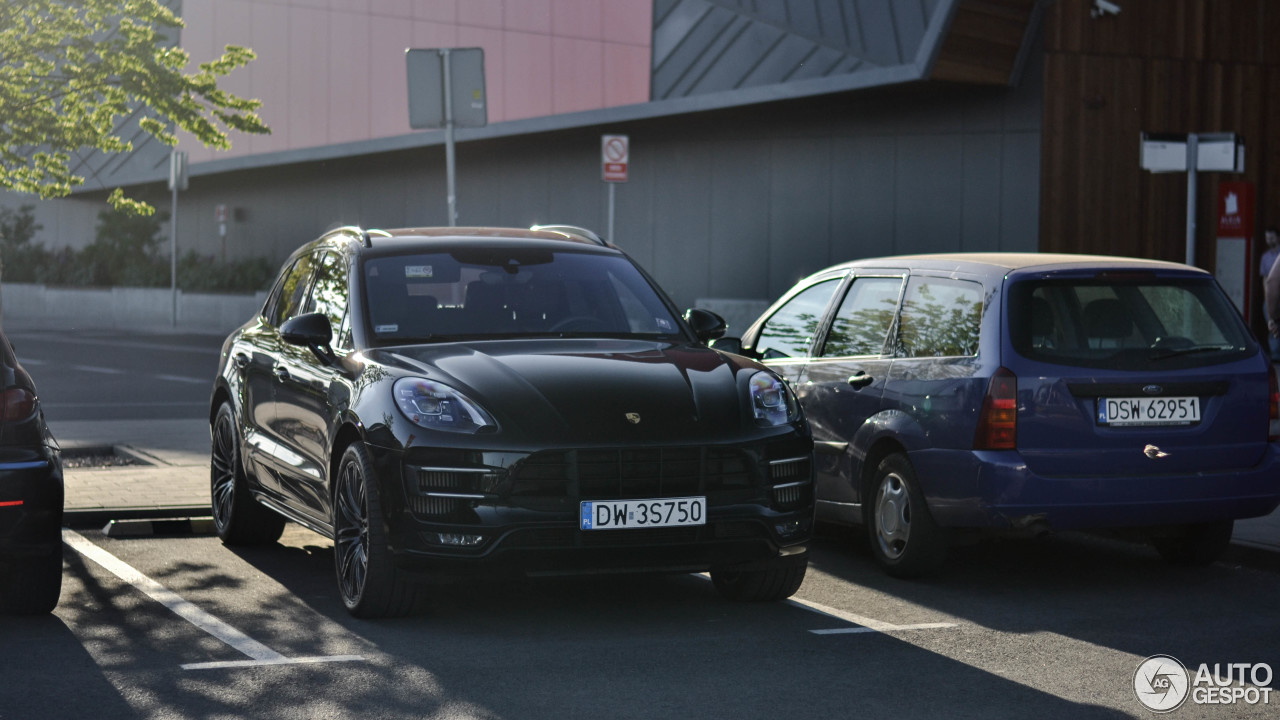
52 417 1280 558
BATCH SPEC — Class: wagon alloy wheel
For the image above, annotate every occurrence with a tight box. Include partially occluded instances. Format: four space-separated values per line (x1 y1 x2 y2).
865 454 947 578
874 473 912 560
210 403 285 545
332 443 420 618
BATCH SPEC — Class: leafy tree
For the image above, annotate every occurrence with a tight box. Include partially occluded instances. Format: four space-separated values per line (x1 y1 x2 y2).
0 0 270 214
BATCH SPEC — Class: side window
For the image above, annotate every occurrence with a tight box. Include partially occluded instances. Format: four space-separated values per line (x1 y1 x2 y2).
269 254 317 328
895 276 983 358
308 252 350 348
820 276 904 358
754 278 842 360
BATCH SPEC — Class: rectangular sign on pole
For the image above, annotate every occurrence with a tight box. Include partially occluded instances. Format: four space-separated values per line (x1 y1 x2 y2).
602 134 629 182
406 48 487 130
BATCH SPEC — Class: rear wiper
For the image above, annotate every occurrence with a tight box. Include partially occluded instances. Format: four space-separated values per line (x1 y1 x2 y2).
1151 344 1237 361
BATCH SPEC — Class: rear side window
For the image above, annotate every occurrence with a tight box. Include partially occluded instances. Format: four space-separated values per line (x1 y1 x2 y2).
894 276 983 358
820 276 904 357
1009 277 1255 369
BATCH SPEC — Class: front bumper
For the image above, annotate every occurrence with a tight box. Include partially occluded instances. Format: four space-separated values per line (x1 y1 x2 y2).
368 438 815 576
910 447 1280 531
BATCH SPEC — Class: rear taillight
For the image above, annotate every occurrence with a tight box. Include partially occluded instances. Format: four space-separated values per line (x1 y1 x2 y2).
975 367 1018 450
0 387 36 422
1269 365 1279 443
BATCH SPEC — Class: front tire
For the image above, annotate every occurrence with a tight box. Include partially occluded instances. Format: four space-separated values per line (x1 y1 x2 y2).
211 402 285 546
333 442 420 618
865 454 947 578
1152 520 1233 566
711 554 808 601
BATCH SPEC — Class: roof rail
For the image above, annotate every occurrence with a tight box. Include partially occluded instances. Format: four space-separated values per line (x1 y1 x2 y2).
530 224 607 246
328 225 391 248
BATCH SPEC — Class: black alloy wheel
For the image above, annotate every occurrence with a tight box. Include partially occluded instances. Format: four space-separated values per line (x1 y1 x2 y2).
210 403 285 545
333 442 419 618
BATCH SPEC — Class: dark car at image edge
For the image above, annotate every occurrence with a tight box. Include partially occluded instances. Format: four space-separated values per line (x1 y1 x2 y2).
0 327 64 615
210 225 815 617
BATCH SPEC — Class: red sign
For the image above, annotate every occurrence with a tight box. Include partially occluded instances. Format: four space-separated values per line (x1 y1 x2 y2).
1217 181 1254 238
602 134 628 183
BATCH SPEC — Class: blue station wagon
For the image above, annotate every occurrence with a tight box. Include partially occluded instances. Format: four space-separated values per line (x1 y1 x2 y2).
728 253 1280 577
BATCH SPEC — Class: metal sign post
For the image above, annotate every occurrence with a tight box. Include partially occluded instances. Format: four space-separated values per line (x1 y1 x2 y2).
602 134 629 242
406 48 486 226
1140 132 1244 266
167 150 188 327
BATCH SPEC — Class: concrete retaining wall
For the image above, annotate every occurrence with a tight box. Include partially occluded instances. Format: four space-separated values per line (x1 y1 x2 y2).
0 283 267 334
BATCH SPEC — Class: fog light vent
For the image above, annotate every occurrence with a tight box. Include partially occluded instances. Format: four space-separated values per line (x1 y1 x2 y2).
436 533 484 547
768 456 808 481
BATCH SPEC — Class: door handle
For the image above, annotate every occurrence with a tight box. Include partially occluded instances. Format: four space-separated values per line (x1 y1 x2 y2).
273 365 291 382
847 372 873 389
233 353 250 370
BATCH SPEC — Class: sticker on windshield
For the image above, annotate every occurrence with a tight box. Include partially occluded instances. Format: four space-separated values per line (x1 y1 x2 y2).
375 324 398 333
405 265 434 278
656 318 673 331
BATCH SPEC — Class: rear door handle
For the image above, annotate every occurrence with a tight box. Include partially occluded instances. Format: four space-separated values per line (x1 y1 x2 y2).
847 372 873 389
273 365 291 381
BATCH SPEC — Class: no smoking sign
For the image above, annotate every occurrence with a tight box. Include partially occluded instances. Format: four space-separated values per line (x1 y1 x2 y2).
602 134 628 182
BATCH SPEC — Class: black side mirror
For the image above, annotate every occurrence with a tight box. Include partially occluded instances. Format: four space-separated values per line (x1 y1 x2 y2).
709 336 743 354
280 312 336 364
683 308 727 343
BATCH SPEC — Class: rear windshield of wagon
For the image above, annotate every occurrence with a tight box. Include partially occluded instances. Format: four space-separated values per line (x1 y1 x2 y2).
1008 275 1256 370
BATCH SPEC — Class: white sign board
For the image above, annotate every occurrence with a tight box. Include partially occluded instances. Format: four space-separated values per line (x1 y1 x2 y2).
602 134 628 182
406 48 487 129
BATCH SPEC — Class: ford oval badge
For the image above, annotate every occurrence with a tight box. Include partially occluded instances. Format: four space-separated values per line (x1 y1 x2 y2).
626 413 641 424
1142 384 1163 396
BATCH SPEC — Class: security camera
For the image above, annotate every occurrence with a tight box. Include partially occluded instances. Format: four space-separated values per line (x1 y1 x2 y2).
1091 0 1121 18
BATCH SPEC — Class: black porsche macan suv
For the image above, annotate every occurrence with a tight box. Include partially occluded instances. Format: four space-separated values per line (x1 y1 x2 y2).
210 225 814 617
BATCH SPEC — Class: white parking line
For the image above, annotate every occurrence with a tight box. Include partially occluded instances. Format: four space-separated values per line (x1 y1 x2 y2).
62 530 364 671
153 374 208 384
71 365 126 375
788 596 958 635
695 573 957 635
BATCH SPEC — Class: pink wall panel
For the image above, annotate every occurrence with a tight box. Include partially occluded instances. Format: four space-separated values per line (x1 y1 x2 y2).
458 0 503 29
413 0 457 23
502 31 554 121
600 0 651 46
288 8 331 149
175 1 651 161
504 0 553 34
329 12 372 145
604 42 651 106
368 16 414 139
248 2 292 155
552 38 604 114
553 0 602 40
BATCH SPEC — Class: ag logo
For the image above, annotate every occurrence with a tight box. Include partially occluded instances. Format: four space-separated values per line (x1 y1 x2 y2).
1134 655 1190 713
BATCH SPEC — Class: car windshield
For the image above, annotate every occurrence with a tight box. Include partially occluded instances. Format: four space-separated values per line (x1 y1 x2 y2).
1008 275 1256 370
360 247 683 344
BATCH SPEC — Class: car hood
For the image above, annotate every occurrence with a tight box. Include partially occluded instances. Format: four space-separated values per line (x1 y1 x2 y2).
371 339 755 443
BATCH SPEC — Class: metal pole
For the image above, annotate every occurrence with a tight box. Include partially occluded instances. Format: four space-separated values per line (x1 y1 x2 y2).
607 183 616 243
442 48 457 226
1185 133 1198 266
170 178 178 327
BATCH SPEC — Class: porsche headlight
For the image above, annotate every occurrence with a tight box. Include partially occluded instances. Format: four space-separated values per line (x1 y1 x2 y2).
749 371 799 427
394 377 496 434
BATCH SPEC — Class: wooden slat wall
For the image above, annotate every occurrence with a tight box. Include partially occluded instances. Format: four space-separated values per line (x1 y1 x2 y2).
1041 0 1280 281
932 0 1037 85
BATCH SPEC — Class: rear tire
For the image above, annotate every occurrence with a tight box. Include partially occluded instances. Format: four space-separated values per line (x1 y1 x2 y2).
333 442 420 618
711 554 807 601
865 453 947 578
211 402 285 546
1152 520 1233 566
0 544 62 615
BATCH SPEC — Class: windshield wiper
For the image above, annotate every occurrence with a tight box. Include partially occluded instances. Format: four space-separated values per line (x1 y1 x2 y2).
1151 344 1237 361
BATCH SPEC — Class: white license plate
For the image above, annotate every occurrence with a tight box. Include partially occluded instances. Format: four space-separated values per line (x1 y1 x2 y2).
1097 396 1200 426
580 497 706 530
